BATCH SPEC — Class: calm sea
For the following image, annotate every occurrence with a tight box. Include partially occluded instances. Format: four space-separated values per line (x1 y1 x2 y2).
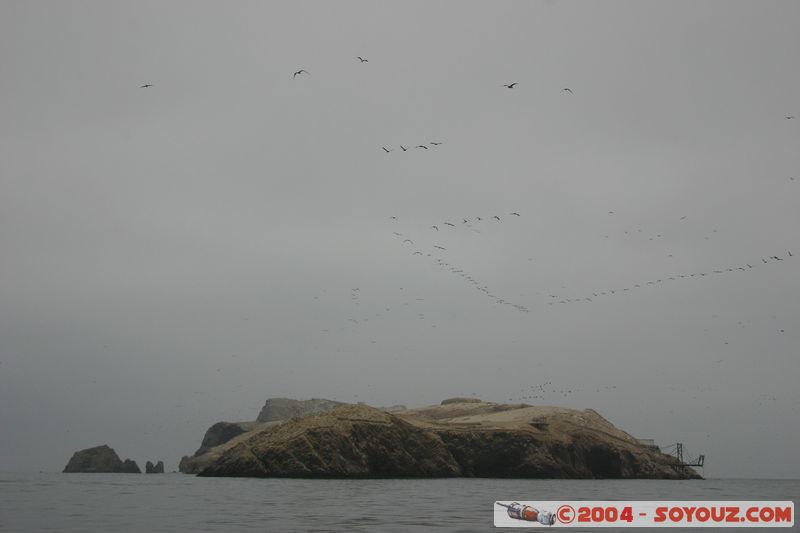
0 473 796 532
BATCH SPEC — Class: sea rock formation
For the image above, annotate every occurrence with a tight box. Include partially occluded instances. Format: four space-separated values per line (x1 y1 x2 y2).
179 420 270 474
145 460 164 473
180 398 350 474
193 401 701 479
256 397 345 422
119 459 141 473
198 405 460 477
63 445 141 473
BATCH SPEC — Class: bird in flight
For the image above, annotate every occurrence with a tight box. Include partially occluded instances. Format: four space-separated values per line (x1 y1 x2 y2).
493 215 501 221
416 145 428 149
561 87 573 94
430 141 443 146
510 212 520 216
400 145 408 151
412 251 422 255
434 245 446 250
444 222 455 227
431 225 438 230
293 69 309 78
357 57 368 63
786 115 795 120
140 84 153 88
403 239 414 244
503 83 518 89
382 146 392 153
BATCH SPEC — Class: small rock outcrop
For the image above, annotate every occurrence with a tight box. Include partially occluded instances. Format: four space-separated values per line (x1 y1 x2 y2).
256 397 346 422
145 460 164 473
119 459 141 473
63 445 141 473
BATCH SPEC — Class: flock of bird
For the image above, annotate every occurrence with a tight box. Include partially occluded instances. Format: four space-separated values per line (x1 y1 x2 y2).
138 57 796 347
508 382 618 403
138 61 797 331
388 212 531 313
551 251 795 306
381 142 443 153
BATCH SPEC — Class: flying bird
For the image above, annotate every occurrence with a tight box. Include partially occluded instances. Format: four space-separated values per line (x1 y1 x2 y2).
510 212 520 216
434 245 446 250
430 141 443 146
444 222 455 227
382 146 392 153
503 83 518 89
416 145 428 149
400 145 408 151
357 57 368 63
403 239 413 244
431 225 438 230
786 115 795 120
561 87 573 94
493 215 501 221
140 84 153 88
293 70 309 78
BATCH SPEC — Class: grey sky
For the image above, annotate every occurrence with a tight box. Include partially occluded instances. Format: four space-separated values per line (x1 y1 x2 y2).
1 0 798 478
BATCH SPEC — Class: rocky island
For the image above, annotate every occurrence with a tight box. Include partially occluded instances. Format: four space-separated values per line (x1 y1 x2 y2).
145 460 165 473
181 398 701 479
63 445 141 473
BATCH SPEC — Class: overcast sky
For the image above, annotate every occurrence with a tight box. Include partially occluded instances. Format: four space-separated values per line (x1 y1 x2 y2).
1 0 798 478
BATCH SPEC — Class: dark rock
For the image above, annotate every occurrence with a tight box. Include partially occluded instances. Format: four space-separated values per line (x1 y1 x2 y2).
179 455 193 473
145 460 164 473
197 422 248 455
63 445 140 473
119 459 141 473
180 420 282 474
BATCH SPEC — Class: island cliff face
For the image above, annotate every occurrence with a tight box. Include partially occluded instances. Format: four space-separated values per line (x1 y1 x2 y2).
63 445 141 473
189 400 700 479
180 398 347 474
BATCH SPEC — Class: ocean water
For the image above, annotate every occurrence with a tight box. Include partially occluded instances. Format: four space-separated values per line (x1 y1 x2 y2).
0 473 796 532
